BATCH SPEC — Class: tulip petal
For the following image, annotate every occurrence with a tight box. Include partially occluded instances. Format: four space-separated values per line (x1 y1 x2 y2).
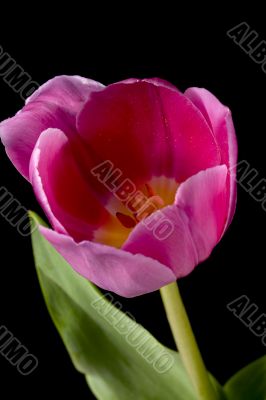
30 128 135 247
0 75 104 180
184 87 237 229
30 128 110 241
77 79 221 191
38 225 176 297
122 165 228 278
120 77 179 91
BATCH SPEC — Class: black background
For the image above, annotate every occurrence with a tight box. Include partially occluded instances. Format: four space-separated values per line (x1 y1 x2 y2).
0 9 265 399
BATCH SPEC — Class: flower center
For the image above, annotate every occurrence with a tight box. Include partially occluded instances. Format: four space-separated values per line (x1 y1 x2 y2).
115 184 165 228
93 177 178 248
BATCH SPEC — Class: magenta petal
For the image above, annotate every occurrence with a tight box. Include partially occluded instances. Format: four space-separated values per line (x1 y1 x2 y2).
123 165 228 278
0 75 104 180
29 129 69 235
30 128 110 241
184 87 237 229
174 164 228 256
77 79 220 185
39 226 176 297
118 77 180 91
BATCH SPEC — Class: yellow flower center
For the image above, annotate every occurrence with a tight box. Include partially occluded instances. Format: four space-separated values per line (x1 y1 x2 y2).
94 177 179 248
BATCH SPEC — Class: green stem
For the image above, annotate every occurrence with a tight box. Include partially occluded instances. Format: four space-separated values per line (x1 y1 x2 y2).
160 281 217 400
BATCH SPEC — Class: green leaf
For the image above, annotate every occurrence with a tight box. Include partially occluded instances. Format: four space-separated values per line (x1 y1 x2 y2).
30 212 199 400
224 355 266 400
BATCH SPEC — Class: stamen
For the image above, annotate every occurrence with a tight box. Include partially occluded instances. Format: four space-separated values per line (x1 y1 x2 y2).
145 183 155 197
116 184 165 228
116 212 136 228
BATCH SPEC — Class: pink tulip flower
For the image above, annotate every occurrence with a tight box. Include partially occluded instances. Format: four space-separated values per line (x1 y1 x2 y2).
0 76 237 297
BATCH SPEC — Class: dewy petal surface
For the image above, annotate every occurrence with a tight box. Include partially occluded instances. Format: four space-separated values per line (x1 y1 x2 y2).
0 75 104 180
77 79 221 188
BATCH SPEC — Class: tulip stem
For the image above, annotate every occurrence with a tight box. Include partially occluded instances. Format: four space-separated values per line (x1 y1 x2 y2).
160 281 217 400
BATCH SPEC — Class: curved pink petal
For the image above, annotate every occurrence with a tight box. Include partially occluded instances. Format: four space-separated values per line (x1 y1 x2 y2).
119 77 179 91
39 225 176 297
184 87 237 229
30 128 110 241
77 79 221 191
122 165 228 278
0 75 104 180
